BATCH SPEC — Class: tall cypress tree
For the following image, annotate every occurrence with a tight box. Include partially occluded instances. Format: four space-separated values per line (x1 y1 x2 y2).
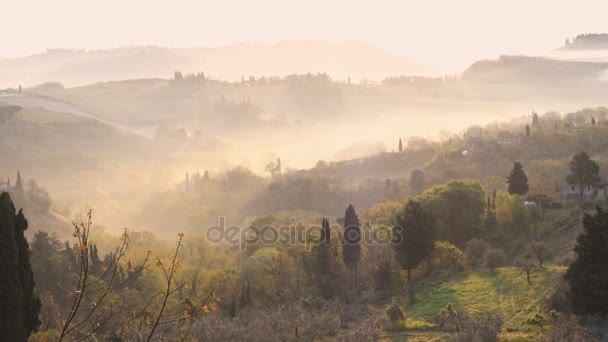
507 162 529 195
15 171 23 192
0 192 40 340
565 207 608 315
315 218 335 299
342 204 361 270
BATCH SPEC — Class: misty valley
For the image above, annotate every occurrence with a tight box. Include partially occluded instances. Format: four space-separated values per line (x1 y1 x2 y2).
2 23 608 342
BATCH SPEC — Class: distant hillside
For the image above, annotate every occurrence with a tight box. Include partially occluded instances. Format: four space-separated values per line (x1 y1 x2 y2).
563 33 608 50
461 55 608 85
0 42 430 88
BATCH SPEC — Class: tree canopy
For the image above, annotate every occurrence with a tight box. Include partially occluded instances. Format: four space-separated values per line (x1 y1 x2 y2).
566 152 600 199
565 207 608 315
392 200 436 281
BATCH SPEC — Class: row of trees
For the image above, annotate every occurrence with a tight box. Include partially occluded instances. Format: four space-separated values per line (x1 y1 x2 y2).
505 151 601 200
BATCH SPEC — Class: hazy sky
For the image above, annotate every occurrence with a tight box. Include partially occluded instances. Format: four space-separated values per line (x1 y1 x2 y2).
3 0 608 72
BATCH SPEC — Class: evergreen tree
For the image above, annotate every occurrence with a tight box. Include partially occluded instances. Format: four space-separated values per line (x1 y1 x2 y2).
565 207 608 315
566 152 600 200
185 173 189 192
525 124 531 137
314 218 336 299
342 204 361 270
532 111 539 128
0 192 40 340
15 171 23 192
507 162 529 195
398 138 403 152
392 200 436 283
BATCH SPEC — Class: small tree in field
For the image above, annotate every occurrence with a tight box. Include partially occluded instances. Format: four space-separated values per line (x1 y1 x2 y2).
465 238 489 270
527 241 552 267
516 252 536 284
484 248 506 274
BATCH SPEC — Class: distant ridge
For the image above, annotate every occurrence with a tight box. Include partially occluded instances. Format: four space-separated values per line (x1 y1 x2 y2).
0 41 431 88
562 33 608 50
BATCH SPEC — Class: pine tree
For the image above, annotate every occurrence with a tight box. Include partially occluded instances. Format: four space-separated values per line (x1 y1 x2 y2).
0 192 41 340
565 207 608 315
507 162 529 195
342 204 361 270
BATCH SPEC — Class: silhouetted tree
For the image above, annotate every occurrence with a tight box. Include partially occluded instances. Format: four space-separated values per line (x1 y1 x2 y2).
398 138 403 152
314 218 336 299
507 162 529 195
565 207 608 315
532 111 539 128
342 204 361 270
15 171 23 192
525 124 531 137
0 192 40 340
566 152 600 200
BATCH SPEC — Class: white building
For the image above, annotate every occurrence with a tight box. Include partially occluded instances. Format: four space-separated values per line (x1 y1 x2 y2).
556 178 608 202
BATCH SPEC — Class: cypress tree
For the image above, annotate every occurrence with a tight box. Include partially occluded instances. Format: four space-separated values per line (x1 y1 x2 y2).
315 218 335 299
0 192 40 340
565 207 608 315
398 138 403 152
507 162 529 195
342 204 361 270
15 171 23 192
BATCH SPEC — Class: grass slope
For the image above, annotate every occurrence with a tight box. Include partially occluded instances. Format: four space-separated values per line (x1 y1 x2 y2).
401 266 565 341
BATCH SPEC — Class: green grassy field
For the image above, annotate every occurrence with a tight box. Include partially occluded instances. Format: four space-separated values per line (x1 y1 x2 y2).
381 266 565 341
